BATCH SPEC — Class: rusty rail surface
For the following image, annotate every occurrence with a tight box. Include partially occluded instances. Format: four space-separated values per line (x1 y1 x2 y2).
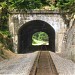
29 51 58 75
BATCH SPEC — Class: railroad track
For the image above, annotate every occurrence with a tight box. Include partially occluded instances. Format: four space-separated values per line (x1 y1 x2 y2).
29 51 58 75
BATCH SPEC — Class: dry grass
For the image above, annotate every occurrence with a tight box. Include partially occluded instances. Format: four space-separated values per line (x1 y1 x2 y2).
0 43 17 61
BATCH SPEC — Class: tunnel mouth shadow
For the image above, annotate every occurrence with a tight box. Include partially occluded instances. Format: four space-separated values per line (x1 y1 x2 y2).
24 45 50 53
18 20 55 53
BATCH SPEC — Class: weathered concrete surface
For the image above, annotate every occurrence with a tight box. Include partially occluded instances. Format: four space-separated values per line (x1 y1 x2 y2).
0 51 38 75
50 51 75 75
60 19 75 62
9 10 66 53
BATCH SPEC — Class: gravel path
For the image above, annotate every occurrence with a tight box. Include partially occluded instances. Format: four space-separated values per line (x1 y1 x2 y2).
0 51 38 75
50 51 75 75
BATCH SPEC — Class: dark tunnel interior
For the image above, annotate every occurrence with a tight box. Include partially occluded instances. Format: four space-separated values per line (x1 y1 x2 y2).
18 20 55 53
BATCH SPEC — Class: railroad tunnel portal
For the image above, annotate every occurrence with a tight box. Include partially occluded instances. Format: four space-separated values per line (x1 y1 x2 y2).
9 10 66 53
18 20 55 53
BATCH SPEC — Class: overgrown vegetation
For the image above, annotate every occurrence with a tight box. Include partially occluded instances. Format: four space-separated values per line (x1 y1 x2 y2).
0 0 75 30
0 32 13 50
0 32 14 60
32 32 49 45
0 0 75 10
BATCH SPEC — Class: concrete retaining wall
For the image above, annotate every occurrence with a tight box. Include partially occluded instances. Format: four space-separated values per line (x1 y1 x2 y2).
60 19 75 62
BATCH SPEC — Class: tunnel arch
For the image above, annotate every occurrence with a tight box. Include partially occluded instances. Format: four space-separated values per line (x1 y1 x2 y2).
18 20 55 53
